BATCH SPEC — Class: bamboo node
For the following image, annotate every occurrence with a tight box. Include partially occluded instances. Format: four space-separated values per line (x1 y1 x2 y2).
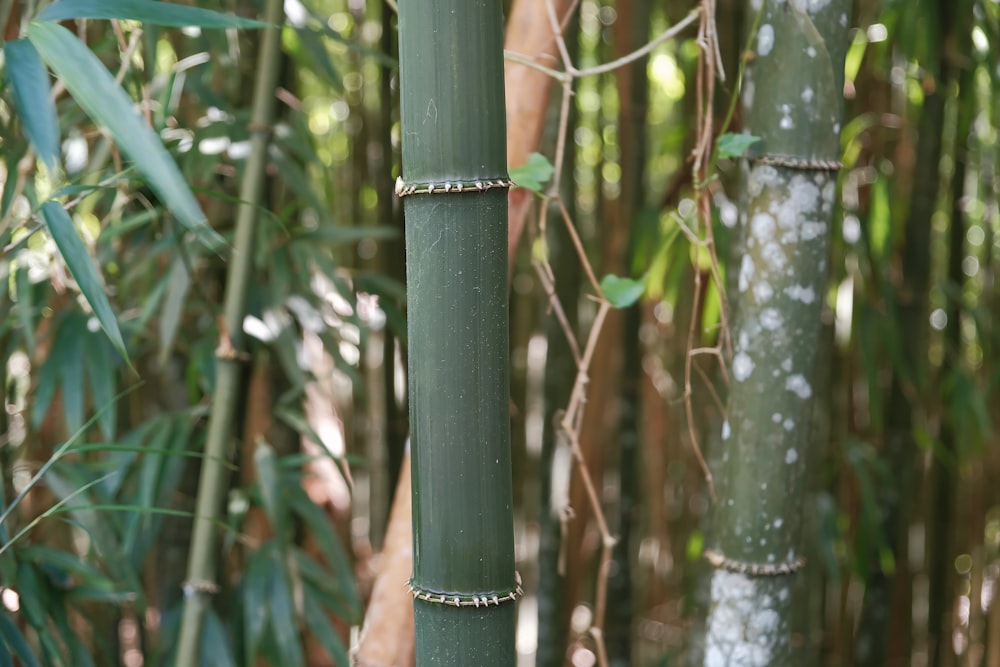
181 579 221 596
394 176 515 198
748 154 843 171
405 572 524 608
703 548 805 576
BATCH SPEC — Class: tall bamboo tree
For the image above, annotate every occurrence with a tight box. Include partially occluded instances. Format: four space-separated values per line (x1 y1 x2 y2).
701 1 849 664
396 0 517 663
174 0 285 662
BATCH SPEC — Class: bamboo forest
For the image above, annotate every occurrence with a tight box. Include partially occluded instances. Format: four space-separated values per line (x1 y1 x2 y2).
1 0 999 665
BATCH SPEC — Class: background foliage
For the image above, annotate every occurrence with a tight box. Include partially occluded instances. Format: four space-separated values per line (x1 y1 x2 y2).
0 0 998 665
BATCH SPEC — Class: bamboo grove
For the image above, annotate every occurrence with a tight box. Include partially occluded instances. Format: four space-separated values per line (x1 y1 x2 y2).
0 0 998 665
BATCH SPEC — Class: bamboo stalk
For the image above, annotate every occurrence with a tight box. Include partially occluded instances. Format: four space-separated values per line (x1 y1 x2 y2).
701 1 850 664
174 1 284 662
397 0 517 663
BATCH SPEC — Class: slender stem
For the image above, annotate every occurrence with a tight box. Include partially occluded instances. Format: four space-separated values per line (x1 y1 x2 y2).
174 1 284 663
574 8 701 77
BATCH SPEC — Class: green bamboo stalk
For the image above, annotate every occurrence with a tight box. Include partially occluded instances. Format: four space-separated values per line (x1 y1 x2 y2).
701 2 849 665
174 0 284 662
396 0 516 663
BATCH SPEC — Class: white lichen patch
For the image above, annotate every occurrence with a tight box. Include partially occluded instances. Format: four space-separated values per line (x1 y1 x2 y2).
705 571 782 667
753 282 774 303
779 104 794 130
783 419 795 431
722 420 731 440
785 448 798 464
790 0 833 11
781 358 792 371
806 46 817 58
733 352 755 382
760 242 787 270
757 24 775 57
750 213 776 244
822 178 836 205
772 413 782 423
739 255 755 293
800 221 827 241
789 176 821 215
785 374 812 399
748 165 781 198
784 284 816 303
801 87 814 104
760 308 782 330
773 517 784 529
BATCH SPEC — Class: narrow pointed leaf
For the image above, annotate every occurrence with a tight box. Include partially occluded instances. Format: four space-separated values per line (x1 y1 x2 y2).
28 23 224 249
268 556 304 667
39 202 128 359
253 441 285 539
157 256 191 367
0 612 41 667
37 0 270 29
4 40 60 173
301 589 350 667
84 331 117 439
243 547 273 661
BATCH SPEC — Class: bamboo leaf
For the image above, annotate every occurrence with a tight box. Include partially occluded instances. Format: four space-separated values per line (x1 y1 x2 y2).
253 441 286 538
294 27 343 92
3 40 61 173
0 612 41 667
37 0 271 28
600 274 645 308
200 609 236 667
28 23 224 250
58 321 85 435
509 152 554 193
39 202 128 360
287 486 360 620
84 332 117 439
243 547 273 661
268 554 304 667
13 265 37 355
301 589 350 667
157 256 191 367
715 132 761 158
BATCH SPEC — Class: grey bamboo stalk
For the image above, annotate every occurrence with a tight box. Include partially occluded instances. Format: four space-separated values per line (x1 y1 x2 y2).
701 2 849 665
396 0 517 664
174 0 284 662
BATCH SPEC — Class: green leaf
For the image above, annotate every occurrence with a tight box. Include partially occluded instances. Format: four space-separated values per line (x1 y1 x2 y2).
253 441 286 538
268 553 304 667
600 274 645 308
39 202 128 360
4 40 61 173
243 546 273 661
28 23 224 250
157 256 191 367
509 152 554 193
715 132 761 159
301 588 350 667
0 611 42 667
200 609 236 667
37 0 271 29
84 331 117 439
